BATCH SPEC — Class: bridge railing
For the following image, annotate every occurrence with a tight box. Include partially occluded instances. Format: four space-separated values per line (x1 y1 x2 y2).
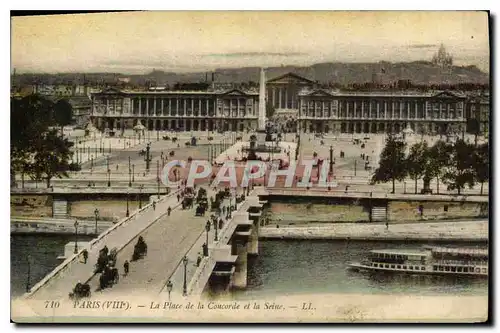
24 189 180 299
185 198 252 296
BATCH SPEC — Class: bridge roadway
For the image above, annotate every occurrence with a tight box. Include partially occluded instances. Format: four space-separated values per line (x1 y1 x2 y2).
25 184 238 300
90 196 233 298
25 188 197 300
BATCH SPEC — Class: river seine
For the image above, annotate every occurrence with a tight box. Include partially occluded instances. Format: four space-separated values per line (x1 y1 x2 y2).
11 234 488 298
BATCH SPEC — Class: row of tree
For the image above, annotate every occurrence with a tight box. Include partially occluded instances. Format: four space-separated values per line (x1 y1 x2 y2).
11 95 77 188
371 135 489 195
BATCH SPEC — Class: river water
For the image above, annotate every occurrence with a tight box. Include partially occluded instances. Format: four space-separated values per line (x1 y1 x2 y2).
10 235 488 299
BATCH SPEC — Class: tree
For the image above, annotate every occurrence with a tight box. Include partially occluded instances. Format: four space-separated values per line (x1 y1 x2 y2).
473 142 489 195
425 140 452 194
11 95 74 188
11 95 55 185
441 139 476 195
53 99 73 136
30 129 74 188
406 141 429 194
371 135 407 193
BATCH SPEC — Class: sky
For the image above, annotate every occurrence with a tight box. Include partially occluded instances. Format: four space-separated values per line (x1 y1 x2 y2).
11 11 490 74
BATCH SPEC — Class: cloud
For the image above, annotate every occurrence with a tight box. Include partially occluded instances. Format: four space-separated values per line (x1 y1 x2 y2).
407 43 439 49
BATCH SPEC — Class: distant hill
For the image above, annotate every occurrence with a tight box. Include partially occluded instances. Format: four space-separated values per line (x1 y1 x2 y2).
12 61 489 87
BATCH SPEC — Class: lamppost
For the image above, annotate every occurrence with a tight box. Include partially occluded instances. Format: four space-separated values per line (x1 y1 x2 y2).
25 255 31 292
213 217 218 241
329 146 334 174
132 164 135 182
182 256 188 296
94 208 99 235
167 280 173 301
107 168 111 187
139 185 144 209
128 156 132 187
157 160 160 199
205 221 211 249
74 220 79 254
126 191 130 217
145 143 152 172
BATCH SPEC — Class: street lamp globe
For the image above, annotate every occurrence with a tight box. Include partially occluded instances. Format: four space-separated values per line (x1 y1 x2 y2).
167 280 173 293
205 221 211 232
183 256 188 267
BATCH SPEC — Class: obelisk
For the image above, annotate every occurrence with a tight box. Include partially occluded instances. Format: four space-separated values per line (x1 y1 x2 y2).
256 68 268 145
258 67 266 131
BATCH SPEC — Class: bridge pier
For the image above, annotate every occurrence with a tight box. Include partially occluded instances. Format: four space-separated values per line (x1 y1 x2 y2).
247 222 259 256
247 197 266 256
231 234 249 289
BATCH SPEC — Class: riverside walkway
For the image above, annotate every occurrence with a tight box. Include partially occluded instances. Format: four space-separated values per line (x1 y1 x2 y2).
259 220 489 242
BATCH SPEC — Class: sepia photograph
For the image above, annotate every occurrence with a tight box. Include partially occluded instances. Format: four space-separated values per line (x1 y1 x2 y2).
9 10 490 323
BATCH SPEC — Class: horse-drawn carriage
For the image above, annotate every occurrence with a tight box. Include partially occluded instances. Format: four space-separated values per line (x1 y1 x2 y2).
69 282 91 300
132 236 148 261
99 266 119 290
139 149 146 157
94 246 118 273
195 201 208 216
182 196 194 209
108 248 118 267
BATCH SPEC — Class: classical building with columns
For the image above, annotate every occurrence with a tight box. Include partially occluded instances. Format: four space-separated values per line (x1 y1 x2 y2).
91 73 469 135
266 72 317 110
297 89 467 135
91 87 260 133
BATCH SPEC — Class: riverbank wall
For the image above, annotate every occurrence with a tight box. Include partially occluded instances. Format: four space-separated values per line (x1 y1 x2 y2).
259 221 488 242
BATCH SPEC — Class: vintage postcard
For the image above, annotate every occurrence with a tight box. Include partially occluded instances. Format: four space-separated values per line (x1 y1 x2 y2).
10 11 490 323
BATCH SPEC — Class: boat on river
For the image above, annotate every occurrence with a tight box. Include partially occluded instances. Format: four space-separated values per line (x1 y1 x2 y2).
348 246 488 277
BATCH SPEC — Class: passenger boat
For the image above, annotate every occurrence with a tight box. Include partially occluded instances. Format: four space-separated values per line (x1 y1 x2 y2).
348 246 488 277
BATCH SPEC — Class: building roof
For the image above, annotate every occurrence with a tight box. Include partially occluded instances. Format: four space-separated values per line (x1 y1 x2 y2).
92 87 258 96
266 72 315 84
370 248 430 257
298 88 467 99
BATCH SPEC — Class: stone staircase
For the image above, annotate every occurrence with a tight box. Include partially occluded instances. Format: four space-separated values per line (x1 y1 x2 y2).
371 206 387 222
52 199 68 218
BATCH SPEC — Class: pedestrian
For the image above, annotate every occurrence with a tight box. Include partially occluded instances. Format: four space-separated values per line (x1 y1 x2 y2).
82 249 88 264
386 221 389 230
167 206 171 216
196 255 202 267
124 260 129 276
153 201 156 210
177 194 180 202
116 165 119 171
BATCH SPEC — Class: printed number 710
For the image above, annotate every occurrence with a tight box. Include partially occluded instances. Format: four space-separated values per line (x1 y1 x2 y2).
44 301 60 308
